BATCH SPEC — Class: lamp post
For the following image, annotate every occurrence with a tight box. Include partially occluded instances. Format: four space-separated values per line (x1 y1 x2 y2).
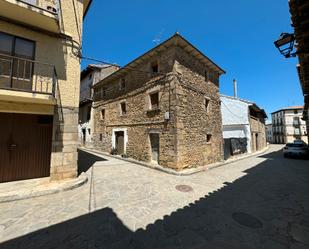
274 32 296 58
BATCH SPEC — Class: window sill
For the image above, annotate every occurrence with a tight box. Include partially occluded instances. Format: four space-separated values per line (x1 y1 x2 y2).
147 108 160 114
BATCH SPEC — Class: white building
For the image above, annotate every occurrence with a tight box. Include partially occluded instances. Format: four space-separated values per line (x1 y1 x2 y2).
266 123 273 143
221 95 267 159
271 106 308 144
79 64 119 147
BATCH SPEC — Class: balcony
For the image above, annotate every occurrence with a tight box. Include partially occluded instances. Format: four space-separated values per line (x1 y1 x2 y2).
0 0 60 33
0 54 57 105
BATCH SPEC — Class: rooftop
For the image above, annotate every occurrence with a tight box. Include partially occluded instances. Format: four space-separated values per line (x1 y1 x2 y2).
93 33 225 88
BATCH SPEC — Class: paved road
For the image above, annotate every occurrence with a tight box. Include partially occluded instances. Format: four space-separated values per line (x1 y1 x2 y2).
0 145 308 249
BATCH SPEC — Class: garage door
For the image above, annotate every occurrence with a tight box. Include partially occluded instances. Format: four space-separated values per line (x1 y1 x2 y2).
0 113 53 183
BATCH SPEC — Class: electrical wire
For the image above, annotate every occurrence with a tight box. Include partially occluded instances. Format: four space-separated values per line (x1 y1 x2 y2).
221 100 247 119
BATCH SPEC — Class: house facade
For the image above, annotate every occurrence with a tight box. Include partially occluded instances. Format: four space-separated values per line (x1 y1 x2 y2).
221 95 267 159
272 106 308 144
79 64 119 147
266 123 273 143
0 0 92 183
289 0 309 144
92 33 225 171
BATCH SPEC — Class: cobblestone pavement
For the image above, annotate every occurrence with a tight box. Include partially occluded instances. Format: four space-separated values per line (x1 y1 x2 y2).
0 145 309 249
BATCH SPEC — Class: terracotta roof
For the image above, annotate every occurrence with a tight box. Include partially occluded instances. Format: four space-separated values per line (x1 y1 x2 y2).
271 106 304 114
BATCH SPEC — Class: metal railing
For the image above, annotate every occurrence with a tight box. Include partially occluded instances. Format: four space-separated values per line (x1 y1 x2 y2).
17 0 60 15
0 54 57 97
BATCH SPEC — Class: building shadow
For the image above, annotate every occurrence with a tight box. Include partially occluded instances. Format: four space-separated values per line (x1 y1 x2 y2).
1 149 309 249
77 149 107 175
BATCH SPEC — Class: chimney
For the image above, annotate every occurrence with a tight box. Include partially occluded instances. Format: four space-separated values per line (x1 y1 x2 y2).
233 79 238 98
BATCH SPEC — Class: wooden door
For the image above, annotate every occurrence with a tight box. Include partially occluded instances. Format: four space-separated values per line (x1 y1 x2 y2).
0 113 53 183
115 131 124 155
150 133 159 163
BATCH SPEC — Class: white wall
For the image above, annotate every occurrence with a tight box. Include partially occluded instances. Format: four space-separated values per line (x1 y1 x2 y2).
221 96 252 153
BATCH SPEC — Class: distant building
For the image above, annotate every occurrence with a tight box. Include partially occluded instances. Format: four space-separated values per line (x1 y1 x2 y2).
271 106 308 144
79 64 119 147
221 95 267 159
91 33 226 170
266 123 273 143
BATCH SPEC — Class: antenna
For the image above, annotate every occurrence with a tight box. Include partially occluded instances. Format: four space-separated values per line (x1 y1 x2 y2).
152 29 165 45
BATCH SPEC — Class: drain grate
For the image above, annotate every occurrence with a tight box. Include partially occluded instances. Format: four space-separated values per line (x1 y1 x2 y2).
175 185 193 192
232 212 263 229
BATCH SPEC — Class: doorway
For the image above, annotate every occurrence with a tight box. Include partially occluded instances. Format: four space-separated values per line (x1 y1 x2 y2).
115 131 125 155
149 133 159 163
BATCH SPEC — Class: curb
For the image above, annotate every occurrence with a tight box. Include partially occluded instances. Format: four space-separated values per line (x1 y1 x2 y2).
0 173 88 203
79 146 270 176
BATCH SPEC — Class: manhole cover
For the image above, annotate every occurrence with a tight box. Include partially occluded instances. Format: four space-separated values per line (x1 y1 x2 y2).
232 212 263 229
175 185 193 192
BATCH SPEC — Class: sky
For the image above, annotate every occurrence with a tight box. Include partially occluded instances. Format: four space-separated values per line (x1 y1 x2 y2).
82 0 303 119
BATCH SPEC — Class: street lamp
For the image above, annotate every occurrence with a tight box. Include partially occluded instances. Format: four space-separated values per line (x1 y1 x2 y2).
274 32 296 58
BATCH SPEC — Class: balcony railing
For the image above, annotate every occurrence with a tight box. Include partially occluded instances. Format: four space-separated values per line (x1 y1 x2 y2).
0 54 57 97
17 0 59 15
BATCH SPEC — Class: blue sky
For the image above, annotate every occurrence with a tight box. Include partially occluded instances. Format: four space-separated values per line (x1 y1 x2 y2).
82 0 303 119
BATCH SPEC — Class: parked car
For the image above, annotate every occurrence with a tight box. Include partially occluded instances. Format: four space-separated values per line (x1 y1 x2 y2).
283 143 309 158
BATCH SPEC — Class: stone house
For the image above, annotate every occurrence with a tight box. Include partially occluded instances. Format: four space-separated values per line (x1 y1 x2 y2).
221 95 267 159
79 64 119 147
271 106 308 144
92 33 225 171
0 0 92 183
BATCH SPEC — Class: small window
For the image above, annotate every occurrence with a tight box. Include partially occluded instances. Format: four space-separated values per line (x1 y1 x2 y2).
99 134 103 141
120 78 126 90
87 106 91 121
150 92 159 110
101 109 105 120
88 73 92 80
204 98 210 112
294 109 298 114
151 61 159 73
120 102 127 115
206 134 212 143
101 87 107 98
88 128 91 135
205 70 209 81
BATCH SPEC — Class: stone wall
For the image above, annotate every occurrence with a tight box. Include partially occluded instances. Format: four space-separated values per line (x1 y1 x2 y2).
250 114 266 152
92 44 224 170
173 47 223 169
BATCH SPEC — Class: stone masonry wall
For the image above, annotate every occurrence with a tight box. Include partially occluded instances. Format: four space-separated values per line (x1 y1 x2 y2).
92 47 179 168
173 47 223 169
92 44 224 170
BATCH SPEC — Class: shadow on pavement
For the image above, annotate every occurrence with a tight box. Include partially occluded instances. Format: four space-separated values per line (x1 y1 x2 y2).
1 149 309 249
77 149 107 175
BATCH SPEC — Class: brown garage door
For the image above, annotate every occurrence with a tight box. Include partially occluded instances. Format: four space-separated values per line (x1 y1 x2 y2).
0 113 53 183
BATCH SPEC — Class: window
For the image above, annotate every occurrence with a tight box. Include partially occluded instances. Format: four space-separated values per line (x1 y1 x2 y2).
101 87 107 98
205 70 209 81
120 78 126 90
149 92 159 110
293 117 300 126
151 61 159 73
88 73 92 80
294 128 300 135
101 109 105 120
204 98 210 112
294 109 298 114
120 102 126 115
99 134 103 141
206 134 212 143
0 32 35 88
86 106 91 121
